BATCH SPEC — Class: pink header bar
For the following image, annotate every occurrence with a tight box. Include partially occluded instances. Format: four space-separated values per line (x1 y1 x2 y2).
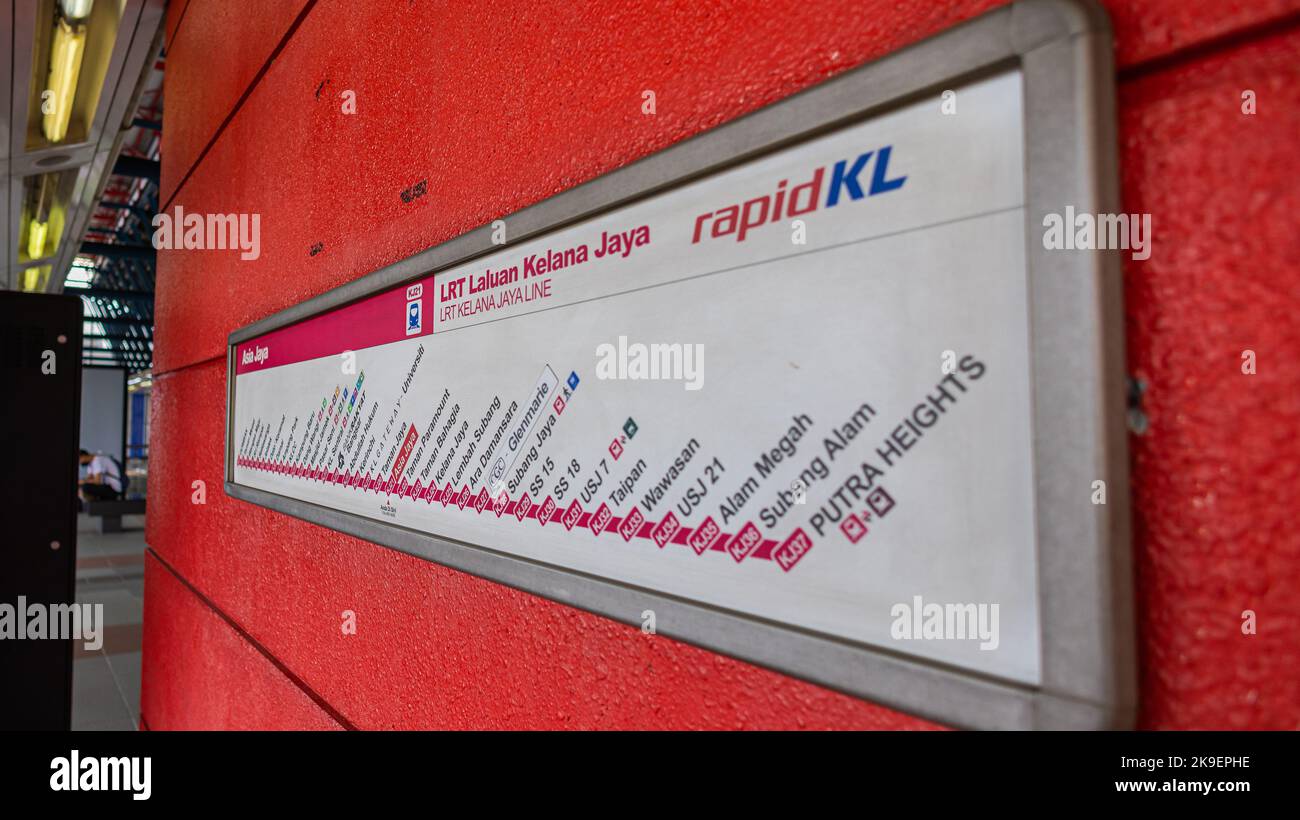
235 274 437 375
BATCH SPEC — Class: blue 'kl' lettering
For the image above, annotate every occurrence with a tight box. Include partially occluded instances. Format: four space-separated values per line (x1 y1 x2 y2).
870 146 906 195
828 152 871 207
826 145 907 207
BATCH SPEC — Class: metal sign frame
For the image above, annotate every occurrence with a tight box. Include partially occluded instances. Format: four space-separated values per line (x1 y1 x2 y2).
225 0 1134 729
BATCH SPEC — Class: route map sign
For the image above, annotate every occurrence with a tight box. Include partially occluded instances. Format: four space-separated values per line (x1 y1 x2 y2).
226 2 1135 730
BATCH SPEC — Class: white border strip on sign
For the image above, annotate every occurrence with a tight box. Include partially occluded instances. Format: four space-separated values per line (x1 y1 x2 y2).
225 0 1134 730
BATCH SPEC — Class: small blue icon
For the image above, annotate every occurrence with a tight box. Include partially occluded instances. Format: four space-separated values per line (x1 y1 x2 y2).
567 371 580 390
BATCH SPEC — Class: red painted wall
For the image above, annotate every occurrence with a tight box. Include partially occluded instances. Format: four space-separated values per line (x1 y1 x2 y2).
143 0 1300 729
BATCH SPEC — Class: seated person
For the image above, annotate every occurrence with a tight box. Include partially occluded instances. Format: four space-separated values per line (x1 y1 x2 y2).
79 449 124 503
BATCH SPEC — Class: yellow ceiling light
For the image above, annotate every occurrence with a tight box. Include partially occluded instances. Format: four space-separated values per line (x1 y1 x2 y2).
27 220 50 260
22 267 51 293
42 5 93 144
27 173 55 259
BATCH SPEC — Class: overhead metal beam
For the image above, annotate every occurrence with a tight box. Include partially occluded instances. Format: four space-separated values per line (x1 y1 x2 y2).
78 287 155 300
86 228 149 243
112 155 161 182
99 202 154 217
81 316 155 330
83 353 150 363
80 241 156 262
83 331 153 341
84 343 152 353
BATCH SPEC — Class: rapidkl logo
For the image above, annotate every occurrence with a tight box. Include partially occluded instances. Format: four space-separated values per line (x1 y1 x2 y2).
405 283 423 336
691 145 906 244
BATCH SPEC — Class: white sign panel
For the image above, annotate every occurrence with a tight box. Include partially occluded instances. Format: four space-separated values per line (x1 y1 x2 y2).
231 70 1042 685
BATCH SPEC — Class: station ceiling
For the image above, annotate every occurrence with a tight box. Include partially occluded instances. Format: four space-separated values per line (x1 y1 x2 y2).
1 0 165 372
